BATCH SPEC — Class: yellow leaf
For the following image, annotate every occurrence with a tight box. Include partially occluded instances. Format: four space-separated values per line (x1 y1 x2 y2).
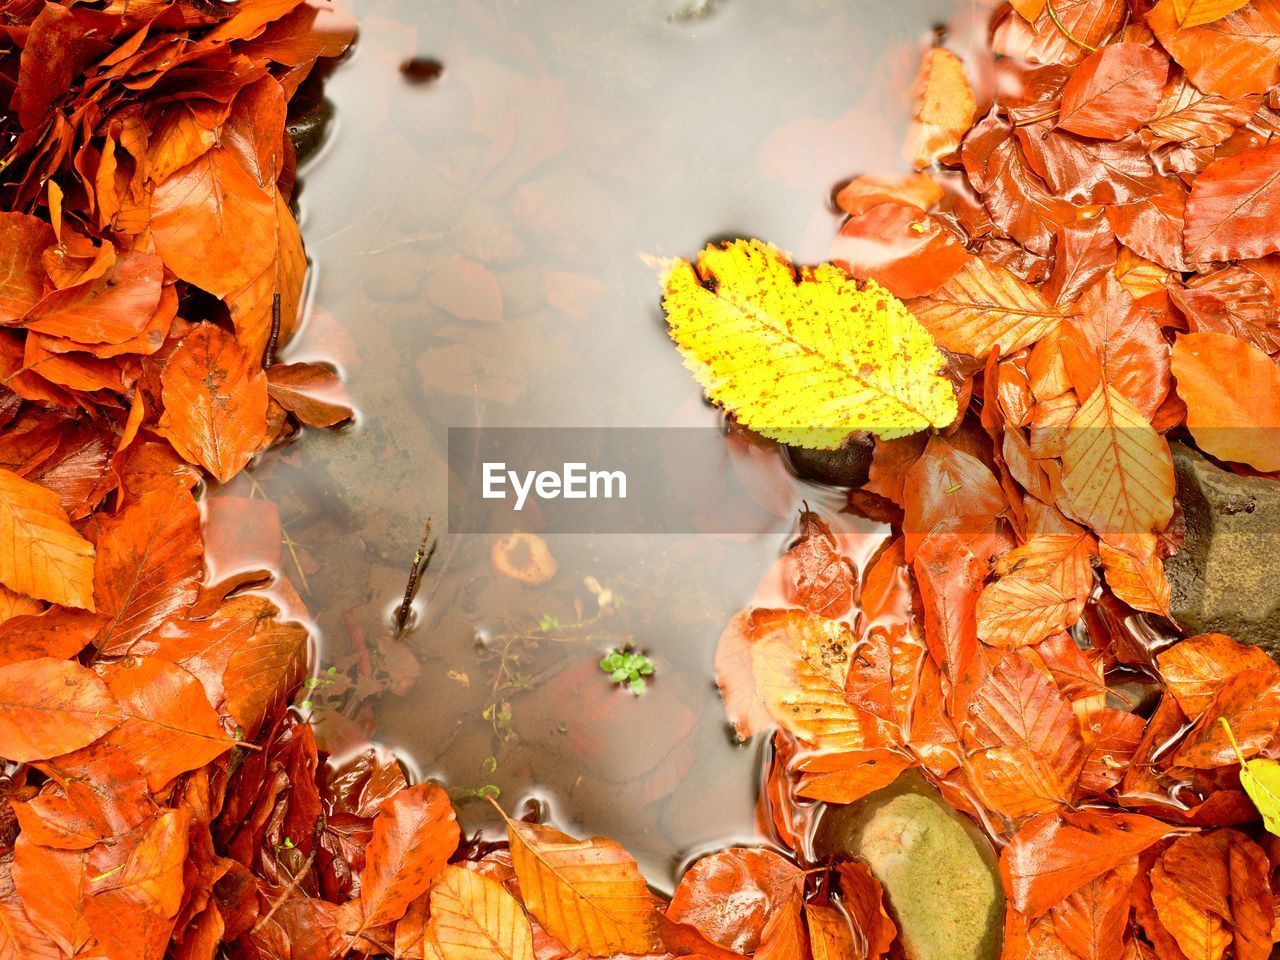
423 865 533 960
1098 534 1171 616
908 257 1062 360
903 48 978 170
500 812 659 957
748 609 877 753
1061 385 1174 541
1222 718 1280 837
660 239 957 448
1173 0 1252 28
0 469 95 609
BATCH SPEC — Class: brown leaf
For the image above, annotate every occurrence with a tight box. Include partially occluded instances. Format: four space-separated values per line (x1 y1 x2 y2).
1147 0 1280 98
1184 142 1280 264
0 213 55 322
266 361 354 428
668 848 803 955
903 48 977 169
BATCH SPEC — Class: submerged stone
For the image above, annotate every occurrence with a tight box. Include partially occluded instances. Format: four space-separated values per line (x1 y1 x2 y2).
1166 443 1280 660
813 770 1003 960
784 435 874 488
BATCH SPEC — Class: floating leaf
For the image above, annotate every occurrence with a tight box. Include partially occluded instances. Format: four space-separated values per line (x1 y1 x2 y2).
903 48 978 169
660 239 957 447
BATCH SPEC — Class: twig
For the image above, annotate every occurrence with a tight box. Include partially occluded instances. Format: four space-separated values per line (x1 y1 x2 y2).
396 518 435 638
252 817 324 933
264 292 282 369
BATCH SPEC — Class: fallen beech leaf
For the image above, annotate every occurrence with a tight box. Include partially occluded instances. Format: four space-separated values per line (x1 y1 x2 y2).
1000 810 1176 917
0 468 95 609
834 173 943 217
23 250 164 345
158 323 269 483
976 532 1094 647
903 48 978 169
1143 73 1259 150
1060 384 1174 540
93 483 202 655
1176 668 1280 768
0 658 120 762
1098 535 1170 616
150 147 278 298
805 903 855 960
908 257 1062 360
754 900 805 960
12 839 91 955
1057 43 1168 140
829 203 970 299
782 509 857 619
0 213 56 322
1221 719 1280 837
1049 860 1137 960
748 609 877 753
1171 332 1280 471
1171 0 1253 27
963 653 1085 817
715 611 773 740
667 848 803 954
504 812 660 957
1184 142 1280 264
356 783 459 931
1157 634 1275 717
837 861 897 959
422 865 533 960
660 239 957 447
0 608 103 667
266 361 354 427
98 657 236 791
1147 0 1280 98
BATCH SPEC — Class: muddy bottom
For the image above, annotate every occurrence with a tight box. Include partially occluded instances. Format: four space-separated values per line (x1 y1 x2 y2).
234 0 986 889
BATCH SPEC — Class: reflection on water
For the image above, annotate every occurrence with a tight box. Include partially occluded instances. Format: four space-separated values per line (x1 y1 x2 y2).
233 0 983 889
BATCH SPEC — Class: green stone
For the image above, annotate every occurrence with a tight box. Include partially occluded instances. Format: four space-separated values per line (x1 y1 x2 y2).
813 770 1003 960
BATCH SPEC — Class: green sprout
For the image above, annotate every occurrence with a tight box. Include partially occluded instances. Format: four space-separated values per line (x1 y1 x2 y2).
599 648 655 695
538 614 562 632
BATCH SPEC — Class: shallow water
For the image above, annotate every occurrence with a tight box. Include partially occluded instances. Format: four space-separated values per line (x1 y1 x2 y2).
238 0 985 890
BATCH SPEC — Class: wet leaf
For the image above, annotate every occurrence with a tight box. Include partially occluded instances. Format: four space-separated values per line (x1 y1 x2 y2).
1171 331 1280 471
1057 43 1168 140
1147 0 1280 98
503 812 660 957
158 323 269 483
668 848 802 955
0 469 95 609
1184 142 1280 264
422 864 533 960
0 658 120 762
903 48 977 169
660 239 957 446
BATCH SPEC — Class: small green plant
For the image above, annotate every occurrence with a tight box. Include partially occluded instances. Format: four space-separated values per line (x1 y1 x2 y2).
538 614 562 632
599 648 654 695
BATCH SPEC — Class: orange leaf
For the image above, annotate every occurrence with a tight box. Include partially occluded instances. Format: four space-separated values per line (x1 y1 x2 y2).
1171 0 1253 27
92 483 202 656
908 257 1062 360
266 361 354 428
1147 0 1280 99
1156 633 1274 717
1098 535 1170 616
422 865 533 960
668 848 803 955
157 323 269 483
1057 43 1168 140
902 48 977 170
356 783 459 931
0 213 56 322
977 532 1094 647
0 658 120 762
1171 331 1280 471
1047 860 1137 960
1000 810 1176 917
1060 384 1174 541
23 251 164 345
0 469 95 609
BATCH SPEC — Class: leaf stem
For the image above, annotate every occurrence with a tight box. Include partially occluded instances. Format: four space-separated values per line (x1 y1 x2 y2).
1219 717 1248 767
1044 0 1097 52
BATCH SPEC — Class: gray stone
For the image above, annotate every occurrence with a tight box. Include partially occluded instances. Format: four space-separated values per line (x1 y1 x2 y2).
1166 443 1280 660
813 770 1003 960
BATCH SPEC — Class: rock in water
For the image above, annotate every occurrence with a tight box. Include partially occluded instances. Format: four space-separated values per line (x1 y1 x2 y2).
813 770 1002 960
784 436 874 488
1166 443 1280 659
